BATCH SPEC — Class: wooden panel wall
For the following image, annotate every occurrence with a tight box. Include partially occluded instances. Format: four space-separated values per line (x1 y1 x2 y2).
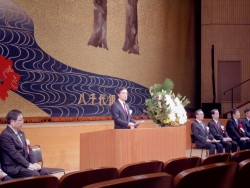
201 0 250 114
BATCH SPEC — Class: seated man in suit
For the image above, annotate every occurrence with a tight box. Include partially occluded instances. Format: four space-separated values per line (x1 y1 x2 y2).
191 109 223 155
242 108 250 138
111 87 141 129
226 108 250 150
0 109 49 178
208 109 238 153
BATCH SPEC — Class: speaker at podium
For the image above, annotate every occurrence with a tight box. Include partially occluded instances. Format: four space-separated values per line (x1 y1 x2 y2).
202 103 221 118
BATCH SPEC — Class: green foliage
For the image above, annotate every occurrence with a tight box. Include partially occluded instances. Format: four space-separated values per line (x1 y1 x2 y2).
176 93 190 107
145 78 190 126
149 78 174 97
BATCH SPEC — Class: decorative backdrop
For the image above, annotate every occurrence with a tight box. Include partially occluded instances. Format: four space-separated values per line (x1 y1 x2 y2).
0 0 150 117
0 0 199 118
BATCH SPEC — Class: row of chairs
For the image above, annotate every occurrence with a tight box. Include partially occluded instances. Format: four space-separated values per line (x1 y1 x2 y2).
1 149 250 188
1 159 250 188
86 161 248 188
31 142 250 177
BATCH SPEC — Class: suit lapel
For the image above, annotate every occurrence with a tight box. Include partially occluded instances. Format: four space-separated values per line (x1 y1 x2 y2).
245 118 250 127
213 120 221 134
18 131 26 147
124 103 130 118
18 131 27 155
14 133 23 146
117 101 127 117
118 101 128 118
196 120 207 135
6 126 21 146
234 118 238 129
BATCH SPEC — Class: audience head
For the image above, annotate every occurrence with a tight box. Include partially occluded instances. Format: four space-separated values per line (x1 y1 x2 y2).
6 109 24 131
244 108 250 118
117 87 128 102
211 109 220 120
230 108 240 119
195 109 204 121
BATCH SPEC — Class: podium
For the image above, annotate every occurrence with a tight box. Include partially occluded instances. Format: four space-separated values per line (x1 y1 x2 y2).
80 127 186 170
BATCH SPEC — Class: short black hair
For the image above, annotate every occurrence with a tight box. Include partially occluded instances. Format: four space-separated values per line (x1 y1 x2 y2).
195 109 202 115
230 108 239 117
211 109 219 115
244 108 250 113
117 87 127 94
6 110 22 124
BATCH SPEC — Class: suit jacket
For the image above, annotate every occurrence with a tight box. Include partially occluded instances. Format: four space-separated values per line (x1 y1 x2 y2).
242 117 250 138
226 118 242 141
191 120 214 148
208 119 228 140
111 101 136 129
0 126 37 176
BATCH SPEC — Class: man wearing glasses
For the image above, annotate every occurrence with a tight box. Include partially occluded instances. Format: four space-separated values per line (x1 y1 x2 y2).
191 109 223 155
0 109 49 178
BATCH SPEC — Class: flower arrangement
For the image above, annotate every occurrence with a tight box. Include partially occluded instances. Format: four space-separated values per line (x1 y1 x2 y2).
145 78 190 127
0 56 20 100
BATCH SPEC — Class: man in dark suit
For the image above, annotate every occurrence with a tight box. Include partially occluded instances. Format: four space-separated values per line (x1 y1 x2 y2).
191 109 223 155
111 87 141 129
208 109 238 153
226 108 250 150
0 110 49 178
242 108 250 138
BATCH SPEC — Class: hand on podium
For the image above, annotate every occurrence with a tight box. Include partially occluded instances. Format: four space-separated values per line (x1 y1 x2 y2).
130 121 144 129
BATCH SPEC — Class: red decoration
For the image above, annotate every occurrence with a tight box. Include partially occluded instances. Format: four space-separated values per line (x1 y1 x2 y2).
238 123 243 134
0 56 20 100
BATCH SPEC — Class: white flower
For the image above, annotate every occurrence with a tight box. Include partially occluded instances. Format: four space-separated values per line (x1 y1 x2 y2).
164 94 187 125
179 115 187 124
169 112 176 122
146 86 189 126
165 94 175 109
174 97 181 106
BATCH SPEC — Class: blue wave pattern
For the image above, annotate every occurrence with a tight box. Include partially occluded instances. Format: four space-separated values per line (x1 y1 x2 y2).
0 0 150 116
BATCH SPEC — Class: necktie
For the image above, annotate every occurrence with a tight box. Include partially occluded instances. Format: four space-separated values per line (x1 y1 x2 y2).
217 121 220 128
26 145 29 154
200 122 205 131
235 120 238 128
123 103 128 116
16 133 23 146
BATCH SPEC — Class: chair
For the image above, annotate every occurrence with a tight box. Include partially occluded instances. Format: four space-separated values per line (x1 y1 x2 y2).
118 160 164 178
230 149 250 163
83 172 173 188
0 175 58 188
234 159 250 188
201 153 230 166
59 167 118 188
190 132 208 157
164 156 201 177
30 145 65 175
174 161 238 188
